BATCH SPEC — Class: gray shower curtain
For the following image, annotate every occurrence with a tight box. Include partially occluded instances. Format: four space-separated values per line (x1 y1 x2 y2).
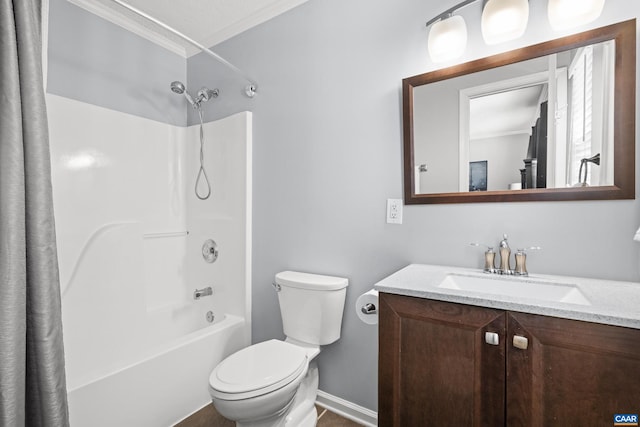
0 0 70 426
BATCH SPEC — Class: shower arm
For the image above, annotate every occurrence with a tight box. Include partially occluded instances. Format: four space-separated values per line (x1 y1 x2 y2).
106 0 258 97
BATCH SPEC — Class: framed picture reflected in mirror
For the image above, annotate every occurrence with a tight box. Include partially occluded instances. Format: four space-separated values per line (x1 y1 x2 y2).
469 160 488 192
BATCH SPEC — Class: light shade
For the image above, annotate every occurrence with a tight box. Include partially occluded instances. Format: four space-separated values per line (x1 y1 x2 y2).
548 0 605 30
428 15 468 63
481 0 529 45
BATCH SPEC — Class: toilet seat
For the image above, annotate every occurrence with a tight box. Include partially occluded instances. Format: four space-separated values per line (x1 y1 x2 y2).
209 340 308 401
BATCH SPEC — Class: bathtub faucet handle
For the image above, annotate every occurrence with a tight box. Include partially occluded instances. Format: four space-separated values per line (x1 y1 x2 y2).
193 286 213 300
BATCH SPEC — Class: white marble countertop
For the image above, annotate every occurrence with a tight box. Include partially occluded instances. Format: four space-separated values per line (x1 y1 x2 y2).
373 264 640 330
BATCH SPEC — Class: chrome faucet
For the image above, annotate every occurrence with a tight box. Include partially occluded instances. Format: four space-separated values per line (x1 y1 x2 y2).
498 234 512 274
473 235 540 276
193 286 213 300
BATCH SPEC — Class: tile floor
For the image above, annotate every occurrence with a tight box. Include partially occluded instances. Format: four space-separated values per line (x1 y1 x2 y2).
175 403 363 427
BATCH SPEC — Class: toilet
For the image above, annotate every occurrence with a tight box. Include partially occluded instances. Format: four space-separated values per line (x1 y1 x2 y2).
208 271 348 427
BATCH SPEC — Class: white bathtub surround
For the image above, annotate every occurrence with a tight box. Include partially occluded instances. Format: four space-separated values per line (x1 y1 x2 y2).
47 94 188 294
185 112 253 325
47 94 252 426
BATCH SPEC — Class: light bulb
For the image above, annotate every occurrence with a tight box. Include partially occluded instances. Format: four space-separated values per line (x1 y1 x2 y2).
428 15 468 63
548 0 605 30
482 0 529 45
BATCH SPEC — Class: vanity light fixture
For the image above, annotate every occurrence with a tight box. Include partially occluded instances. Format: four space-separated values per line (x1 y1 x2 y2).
426 0 606 62
481 0 530 45
425 0 479 63
548 0 606 30
428 13 468 63
426 0 529 63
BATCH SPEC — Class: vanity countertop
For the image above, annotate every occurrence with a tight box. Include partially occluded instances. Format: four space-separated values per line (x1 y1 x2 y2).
373 264 640 330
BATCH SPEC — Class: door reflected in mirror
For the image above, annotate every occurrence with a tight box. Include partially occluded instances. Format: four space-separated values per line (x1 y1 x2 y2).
404 20 635 204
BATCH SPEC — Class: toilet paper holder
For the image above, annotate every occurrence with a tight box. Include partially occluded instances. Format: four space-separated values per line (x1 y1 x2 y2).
361 303 377 315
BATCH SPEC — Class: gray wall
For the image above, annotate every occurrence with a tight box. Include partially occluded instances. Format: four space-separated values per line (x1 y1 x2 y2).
47 0 187 126
188 0 640 411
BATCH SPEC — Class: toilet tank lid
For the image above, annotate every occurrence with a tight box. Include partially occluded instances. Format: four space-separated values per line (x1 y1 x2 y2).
275 271 348 290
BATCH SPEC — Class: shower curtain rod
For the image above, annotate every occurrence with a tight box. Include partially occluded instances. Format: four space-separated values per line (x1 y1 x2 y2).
106 0 258 97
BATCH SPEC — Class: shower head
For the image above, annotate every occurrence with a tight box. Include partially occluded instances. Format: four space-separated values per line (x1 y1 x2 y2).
171 80 196 106
170 81 186 94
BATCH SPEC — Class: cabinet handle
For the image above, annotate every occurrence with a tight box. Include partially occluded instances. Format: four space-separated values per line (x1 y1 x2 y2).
485 332 500 346
513 335 529 350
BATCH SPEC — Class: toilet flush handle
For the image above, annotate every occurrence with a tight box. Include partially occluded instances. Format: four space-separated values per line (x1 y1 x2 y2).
272 282 281 292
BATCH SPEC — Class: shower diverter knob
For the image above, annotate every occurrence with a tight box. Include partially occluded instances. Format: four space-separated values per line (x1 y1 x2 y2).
202 239 219 263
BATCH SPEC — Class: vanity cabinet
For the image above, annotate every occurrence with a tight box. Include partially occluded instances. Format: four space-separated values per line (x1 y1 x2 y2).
378 292 640 427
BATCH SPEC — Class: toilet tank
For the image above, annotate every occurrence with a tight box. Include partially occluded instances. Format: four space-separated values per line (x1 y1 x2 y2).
275 271 348 346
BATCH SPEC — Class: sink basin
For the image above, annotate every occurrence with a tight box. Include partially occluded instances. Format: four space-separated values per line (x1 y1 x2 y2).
438 273 591 306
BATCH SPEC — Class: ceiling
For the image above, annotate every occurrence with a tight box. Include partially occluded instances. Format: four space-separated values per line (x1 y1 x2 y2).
470 84 547 141
67 0 310 57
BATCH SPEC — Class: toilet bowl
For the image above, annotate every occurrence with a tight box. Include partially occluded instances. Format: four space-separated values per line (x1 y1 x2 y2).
208 271 348 427
209 340 312 426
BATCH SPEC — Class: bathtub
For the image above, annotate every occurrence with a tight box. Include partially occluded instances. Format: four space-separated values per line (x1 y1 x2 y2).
58 221 251 426
66 314 247 427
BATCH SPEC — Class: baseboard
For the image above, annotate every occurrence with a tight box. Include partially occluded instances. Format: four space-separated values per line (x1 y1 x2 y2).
316 390 377 427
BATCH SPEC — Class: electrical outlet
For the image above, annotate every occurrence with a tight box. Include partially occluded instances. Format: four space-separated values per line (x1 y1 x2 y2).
386 199 403 224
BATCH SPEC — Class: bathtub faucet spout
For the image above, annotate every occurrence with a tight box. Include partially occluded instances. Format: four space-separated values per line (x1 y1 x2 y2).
194 287 213 300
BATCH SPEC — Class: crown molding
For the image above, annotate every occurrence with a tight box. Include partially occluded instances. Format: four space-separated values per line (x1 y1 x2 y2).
66 0 309 58
187 0 310 56
67 0 188 57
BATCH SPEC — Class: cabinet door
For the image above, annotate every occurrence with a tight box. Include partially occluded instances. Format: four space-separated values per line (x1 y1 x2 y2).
507 312 640 426
379 293 506 427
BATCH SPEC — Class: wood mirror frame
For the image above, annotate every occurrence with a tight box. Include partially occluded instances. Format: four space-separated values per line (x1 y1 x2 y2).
403 20 636 204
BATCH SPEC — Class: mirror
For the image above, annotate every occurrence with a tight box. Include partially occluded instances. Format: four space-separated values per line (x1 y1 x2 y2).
403 20 636 204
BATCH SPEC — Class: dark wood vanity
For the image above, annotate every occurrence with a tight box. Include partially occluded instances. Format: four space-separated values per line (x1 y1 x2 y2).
378 293 640 426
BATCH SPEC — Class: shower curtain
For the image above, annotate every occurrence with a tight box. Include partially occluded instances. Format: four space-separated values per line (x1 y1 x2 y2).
0 0 70 425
